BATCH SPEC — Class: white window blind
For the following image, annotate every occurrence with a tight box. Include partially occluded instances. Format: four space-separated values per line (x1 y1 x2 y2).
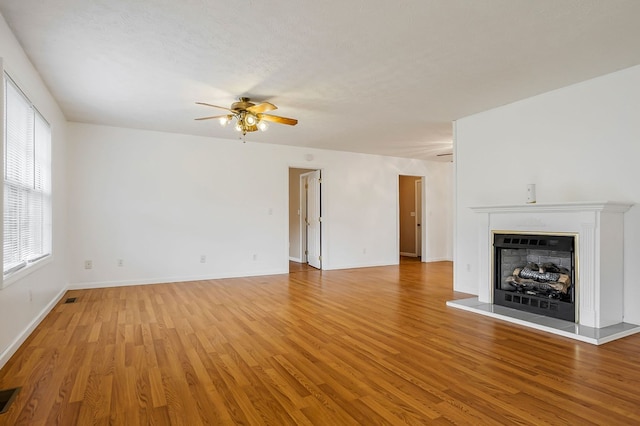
3 75 52 277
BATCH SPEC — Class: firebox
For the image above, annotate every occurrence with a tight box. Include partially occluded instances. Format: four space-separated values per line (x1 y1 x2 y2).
493 233 576 322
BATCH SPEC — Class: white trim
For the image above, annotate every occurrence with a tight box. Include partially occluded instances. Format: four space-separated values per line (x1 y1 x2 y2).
452 120 459 292
0 285 67 368
299 172 312 263
2 74 53 285
301 170 321 269
68 268 288 290
0 59 4 285
470 201 632 214
286 164 325 271
2 255 53 289
323 261 398 271
398 174 427 263
415 179 422 258
289 256 302 263
424 257 453 262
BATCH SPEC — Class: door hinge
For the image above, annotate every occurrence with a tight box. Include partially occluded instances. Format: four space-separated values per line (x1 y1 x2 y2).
305 250 308 255
305 183 308 189
318 178 322 183
319 217 322 223
319 256 322 261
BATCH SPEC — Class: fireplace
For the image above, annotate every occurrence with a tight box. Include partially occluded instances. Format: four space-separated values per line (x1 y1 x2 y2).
493 233 575 322
468 201 634 329
446 201 639 344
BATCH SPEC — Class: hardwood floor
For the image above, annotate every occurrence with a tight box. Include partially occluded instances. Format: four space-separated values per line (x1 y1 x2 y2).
288 261 318 273
1 261 640 425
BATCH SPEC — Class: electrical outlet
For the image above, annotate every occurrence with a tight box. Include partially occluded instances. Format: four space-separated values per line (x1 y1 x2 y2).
84 260 93 270
117 259 124 267
200 255 206 263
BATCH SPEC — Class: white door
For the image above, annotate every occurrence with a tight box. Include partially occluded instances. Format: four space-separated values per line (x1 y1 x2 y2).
306 170 322 269
415 179 422 258
300 174 308 263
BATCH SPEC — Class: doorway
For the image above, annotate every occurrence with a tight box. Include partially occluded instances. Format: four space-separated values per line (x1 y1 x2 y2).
289 168 322 270
399 175 424 260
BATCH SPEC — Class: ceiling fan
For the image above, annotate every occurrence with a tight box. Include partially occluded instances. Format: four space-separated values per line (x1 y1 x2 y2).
195 97 298 136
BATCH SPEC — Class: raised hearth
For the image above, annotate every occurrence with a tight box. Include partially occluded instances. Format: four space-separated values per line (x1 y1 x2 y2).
447 297 640 345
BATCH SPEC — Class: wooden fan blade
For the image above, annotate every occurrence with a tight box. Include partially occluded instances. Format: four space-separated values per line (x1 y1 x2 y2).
247 102 277 114
437 153 453 157
194 114 229 121
195 102 234 112
258 114 298 126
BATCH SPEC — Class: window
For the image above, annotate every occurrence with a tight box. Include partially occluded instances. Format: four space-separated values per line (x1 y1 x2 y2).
3 74 52 279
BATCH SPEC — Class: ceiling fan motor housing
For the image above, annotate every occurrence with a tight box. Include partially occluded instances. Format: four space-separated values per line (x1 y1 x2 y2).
231 97 254 111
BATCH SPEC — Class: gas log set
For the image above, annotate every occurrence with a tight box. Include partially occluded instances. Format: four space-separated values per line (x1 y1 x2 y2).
493 234 576 322
503 262 571 300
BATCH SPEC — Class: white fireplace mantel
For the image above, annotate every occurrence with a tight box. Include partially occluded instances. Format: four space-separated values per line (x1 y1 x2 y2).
470 201 633 329
470 201 632 215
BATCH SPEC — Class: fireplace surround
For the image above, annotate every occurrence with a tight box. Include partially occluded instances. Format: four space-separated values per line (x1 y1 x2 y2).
447 201 640 344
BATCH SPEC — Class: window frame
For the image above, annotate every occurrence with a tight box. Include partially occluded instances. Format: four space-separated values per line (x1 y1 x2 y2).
2 71 53 288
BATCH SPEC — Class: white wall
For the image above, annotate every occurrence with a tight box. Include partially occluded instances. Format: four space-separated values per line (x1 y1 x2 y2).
0 13 69 365
67 123 453 287
424 163 454 262
455 64 640 324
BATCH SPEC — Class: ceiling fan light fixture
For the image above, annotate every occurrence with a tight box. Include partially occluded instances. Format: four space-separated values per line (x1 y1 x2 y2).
245 113 257 126
219 115 231 126
257 120 268 131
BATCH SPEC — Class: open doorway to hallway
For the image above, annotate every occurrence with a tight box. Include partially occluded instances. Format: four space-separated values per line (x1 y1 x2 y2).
289 168 322 271
399 175 424 261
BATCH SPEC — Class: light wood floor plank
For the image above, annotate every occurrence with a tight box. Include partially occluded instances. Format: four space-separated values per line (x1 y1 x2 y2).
2 260 640 424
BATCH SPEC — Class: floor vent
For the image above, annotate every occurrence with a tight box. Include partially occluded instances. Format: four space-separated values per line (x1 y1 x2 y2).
64 297 77 304
0 387 21 414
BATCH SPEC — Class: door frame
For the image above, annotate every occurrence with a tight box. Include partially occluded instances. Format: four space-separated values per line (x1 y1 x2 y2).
304 170 322 269
398 174 426 262
415 179 422 258
288 165 325 270
299 173 308 263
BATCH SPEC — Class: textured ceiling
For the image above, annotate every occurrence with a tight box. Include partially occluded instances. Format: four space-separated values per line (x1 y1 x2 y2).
1 1 640 160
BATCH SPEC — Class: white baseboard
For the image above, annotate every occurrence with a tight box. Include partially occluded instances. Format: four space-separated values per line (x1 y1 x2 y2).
289 256 303 263
0 286 68 369
423 257 453 263
323 261 397 271
68 269 289 290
